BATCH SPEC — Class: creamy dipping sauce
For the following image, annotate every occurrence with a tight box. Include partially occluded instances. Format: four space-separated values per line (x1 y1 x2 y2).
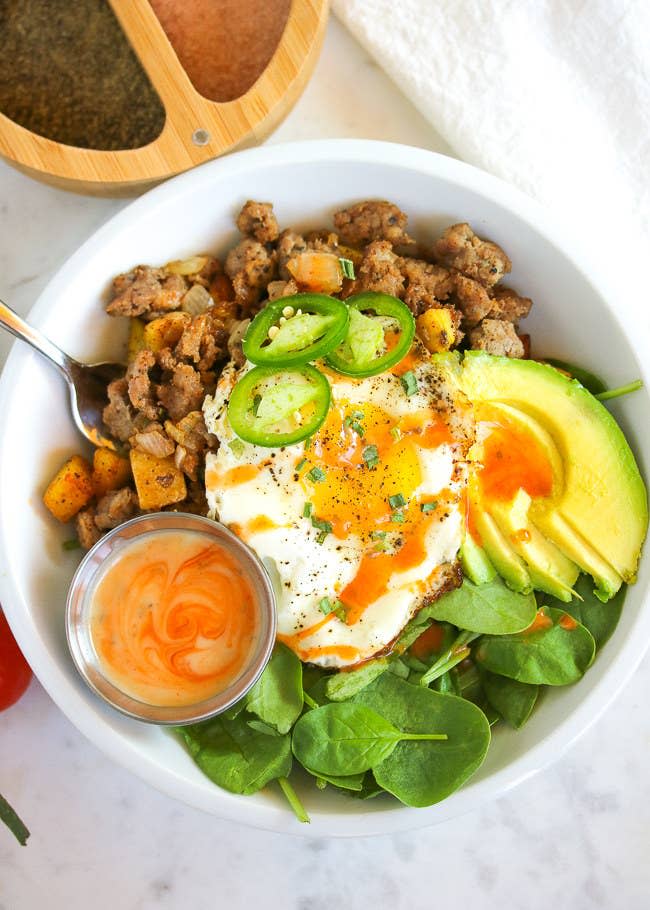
89 530 261 707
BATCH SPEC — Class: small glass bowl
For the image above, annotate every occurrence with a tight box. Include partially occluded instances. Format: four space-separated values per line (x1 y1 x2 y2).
66 512 276 725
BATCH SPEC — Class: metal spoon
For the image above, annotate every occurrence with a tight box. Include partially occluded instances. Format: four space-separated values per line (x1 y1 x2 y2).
0 299 124 450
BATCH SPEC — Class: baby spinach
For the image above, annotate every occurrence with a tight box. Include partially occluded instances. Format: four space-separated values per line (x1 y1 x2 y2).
427 577 537 635
246 642 303 734
474 607 596 685
544 358 607 395
311 770 366 791
292 703 447 776
543 575 625 651
350 674 491 807
325 656 392 701
177 714 292 795
479 668 539 729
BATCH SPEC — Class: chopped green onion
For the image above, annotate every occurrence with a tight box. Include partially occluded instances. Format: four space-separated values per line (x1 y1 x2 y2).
421 501 438 513
252 393 262 415
228 438 245 457
296 457 308 471
350 421 364 436
370 530 387 540
316 531 328 545
400 371 418 397
352 410 364 419
319 596 334 614
390 511 405 523
374 540 389 552
362 444 379 469
388 493 406 509
339 257 356 279
303 502 313 518
62 539 80 551
307 466 326 483
311 516 333 533
390 426 402 441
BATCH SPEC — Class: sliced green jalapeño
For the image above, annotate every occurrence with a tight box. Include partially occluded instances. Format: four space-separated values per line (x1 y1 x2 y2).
242 294 349 366
325 292 415 378
227 364 331 447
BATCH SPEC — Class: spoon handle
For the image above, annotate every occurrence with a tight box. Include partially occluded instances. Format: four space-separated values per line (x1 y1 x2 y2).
0 299 73 378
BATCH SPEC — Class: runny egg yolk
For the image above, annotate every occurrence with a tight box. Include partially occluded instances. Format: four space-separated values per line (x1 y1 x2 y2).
307 400 447 542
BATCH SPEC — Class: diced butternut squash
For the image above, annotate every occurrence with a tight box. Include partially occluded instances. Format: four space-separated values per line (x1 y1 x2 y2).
129 450 186 510
287 252 343 294
127 318 146 363
416 308 456 353
92 448 131 499
143 312 191 353
43 455 94 523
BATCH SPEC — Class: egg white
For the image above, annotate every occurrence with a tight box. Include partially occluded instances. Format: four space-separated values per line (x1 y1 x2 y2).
204 358 468 668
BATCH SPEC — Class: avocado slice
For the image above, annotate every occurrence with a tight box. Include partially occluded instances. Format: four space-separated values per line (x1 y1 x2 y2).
472 506 533 594
440 352 647 586
460 533 497 585
529 508 622 601
489 489 580 602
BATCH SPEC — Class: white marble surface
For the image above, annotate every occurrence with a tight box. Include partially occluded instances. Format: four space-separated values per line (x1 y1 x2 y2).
1 15 649 910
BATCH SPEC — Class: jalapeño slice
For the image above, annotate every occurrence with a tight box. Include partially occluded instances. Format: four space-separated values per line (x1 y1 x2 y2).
227 365 331 447
243 294 349 366
325 292 415 377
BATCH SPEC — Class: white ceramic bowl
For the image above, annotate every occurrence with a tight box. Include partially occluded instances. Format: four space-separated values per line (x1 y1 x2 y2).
0 140 648 837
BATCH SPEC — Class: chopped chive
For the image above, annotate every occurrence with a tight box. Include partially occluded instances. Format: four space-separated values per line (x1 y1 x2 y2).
296 457 308 471
400 371 418 397
303 501 313 518
362 444 379 469
344 416 353 427
350 421 365 436
390 511 405 523
374 540 390 552
390 426 402 441
339 257 356 279
316 530 328 545
421 501 438 513
311 516 333 533
352 410 364 419
229 438 245 457
62 539 81 551
388 493 406 510
370 530 387 540
307 466 326 483
252 393 262 415
319 596 334 614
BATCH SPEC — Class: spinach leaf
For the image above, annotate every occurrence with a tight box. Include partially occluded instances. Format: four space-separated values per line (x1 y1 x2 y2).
246 642 303 734
0 793 29 846
544 358 607 395
178 715 292 795
311 770 366 791
292 703 447 776
474 607 596 685
479 668 539 729
349 772 385 800
543 575 625 650
427 577 537 634
350 674 491 807
277 777 310 823
325 657 392 701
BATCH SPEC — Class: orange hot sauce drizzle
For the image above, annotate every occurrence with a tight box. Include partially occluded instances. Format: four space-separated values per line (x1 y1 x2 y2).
477 407 554 504
90 532 260 707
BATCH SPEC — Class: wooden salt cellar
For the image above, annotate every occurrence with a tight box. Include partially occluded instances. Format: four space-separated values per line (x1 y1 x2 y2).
0 0 328 196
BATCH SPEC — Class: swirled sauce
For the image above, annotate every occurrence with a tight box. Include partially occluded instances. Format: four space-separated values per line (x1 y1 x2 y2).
89 531 261 707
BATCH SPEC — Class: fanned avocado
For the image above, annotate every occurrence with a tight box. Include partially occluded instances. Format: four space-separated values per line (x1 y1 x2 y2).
437 351 647 599
489 489 580 602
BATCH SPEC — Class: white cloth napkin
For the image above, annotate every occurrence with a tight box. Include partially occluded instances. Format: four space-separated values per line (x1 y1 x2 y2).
332 0 650 320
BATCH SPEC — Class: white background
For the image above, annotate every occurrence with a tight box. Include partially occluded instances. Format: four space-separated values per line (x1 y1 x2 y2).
1 17 649 909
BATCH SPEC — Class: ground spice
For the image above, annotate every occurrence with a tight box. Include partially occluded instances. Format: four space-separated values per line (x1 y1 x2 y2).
0 0 165 151
149 0 292 102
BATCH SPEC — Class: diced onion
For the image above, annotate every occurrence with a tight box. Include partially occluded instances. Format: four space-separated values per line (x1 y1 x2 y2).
166 256 209 276
181 284 213 316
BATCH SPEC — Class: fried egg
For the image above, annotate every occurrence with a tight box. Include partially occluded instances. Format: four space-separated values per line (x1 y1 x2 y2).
203 348 471 668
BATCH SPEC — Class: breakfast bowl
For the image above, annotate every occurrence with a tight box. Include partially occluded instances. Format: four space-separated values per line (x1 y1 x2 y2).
0 140 648 836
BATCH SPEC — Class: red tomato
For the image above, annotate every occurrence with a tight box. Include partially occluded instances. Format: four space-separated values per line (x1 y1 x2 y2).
0 610 32 710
